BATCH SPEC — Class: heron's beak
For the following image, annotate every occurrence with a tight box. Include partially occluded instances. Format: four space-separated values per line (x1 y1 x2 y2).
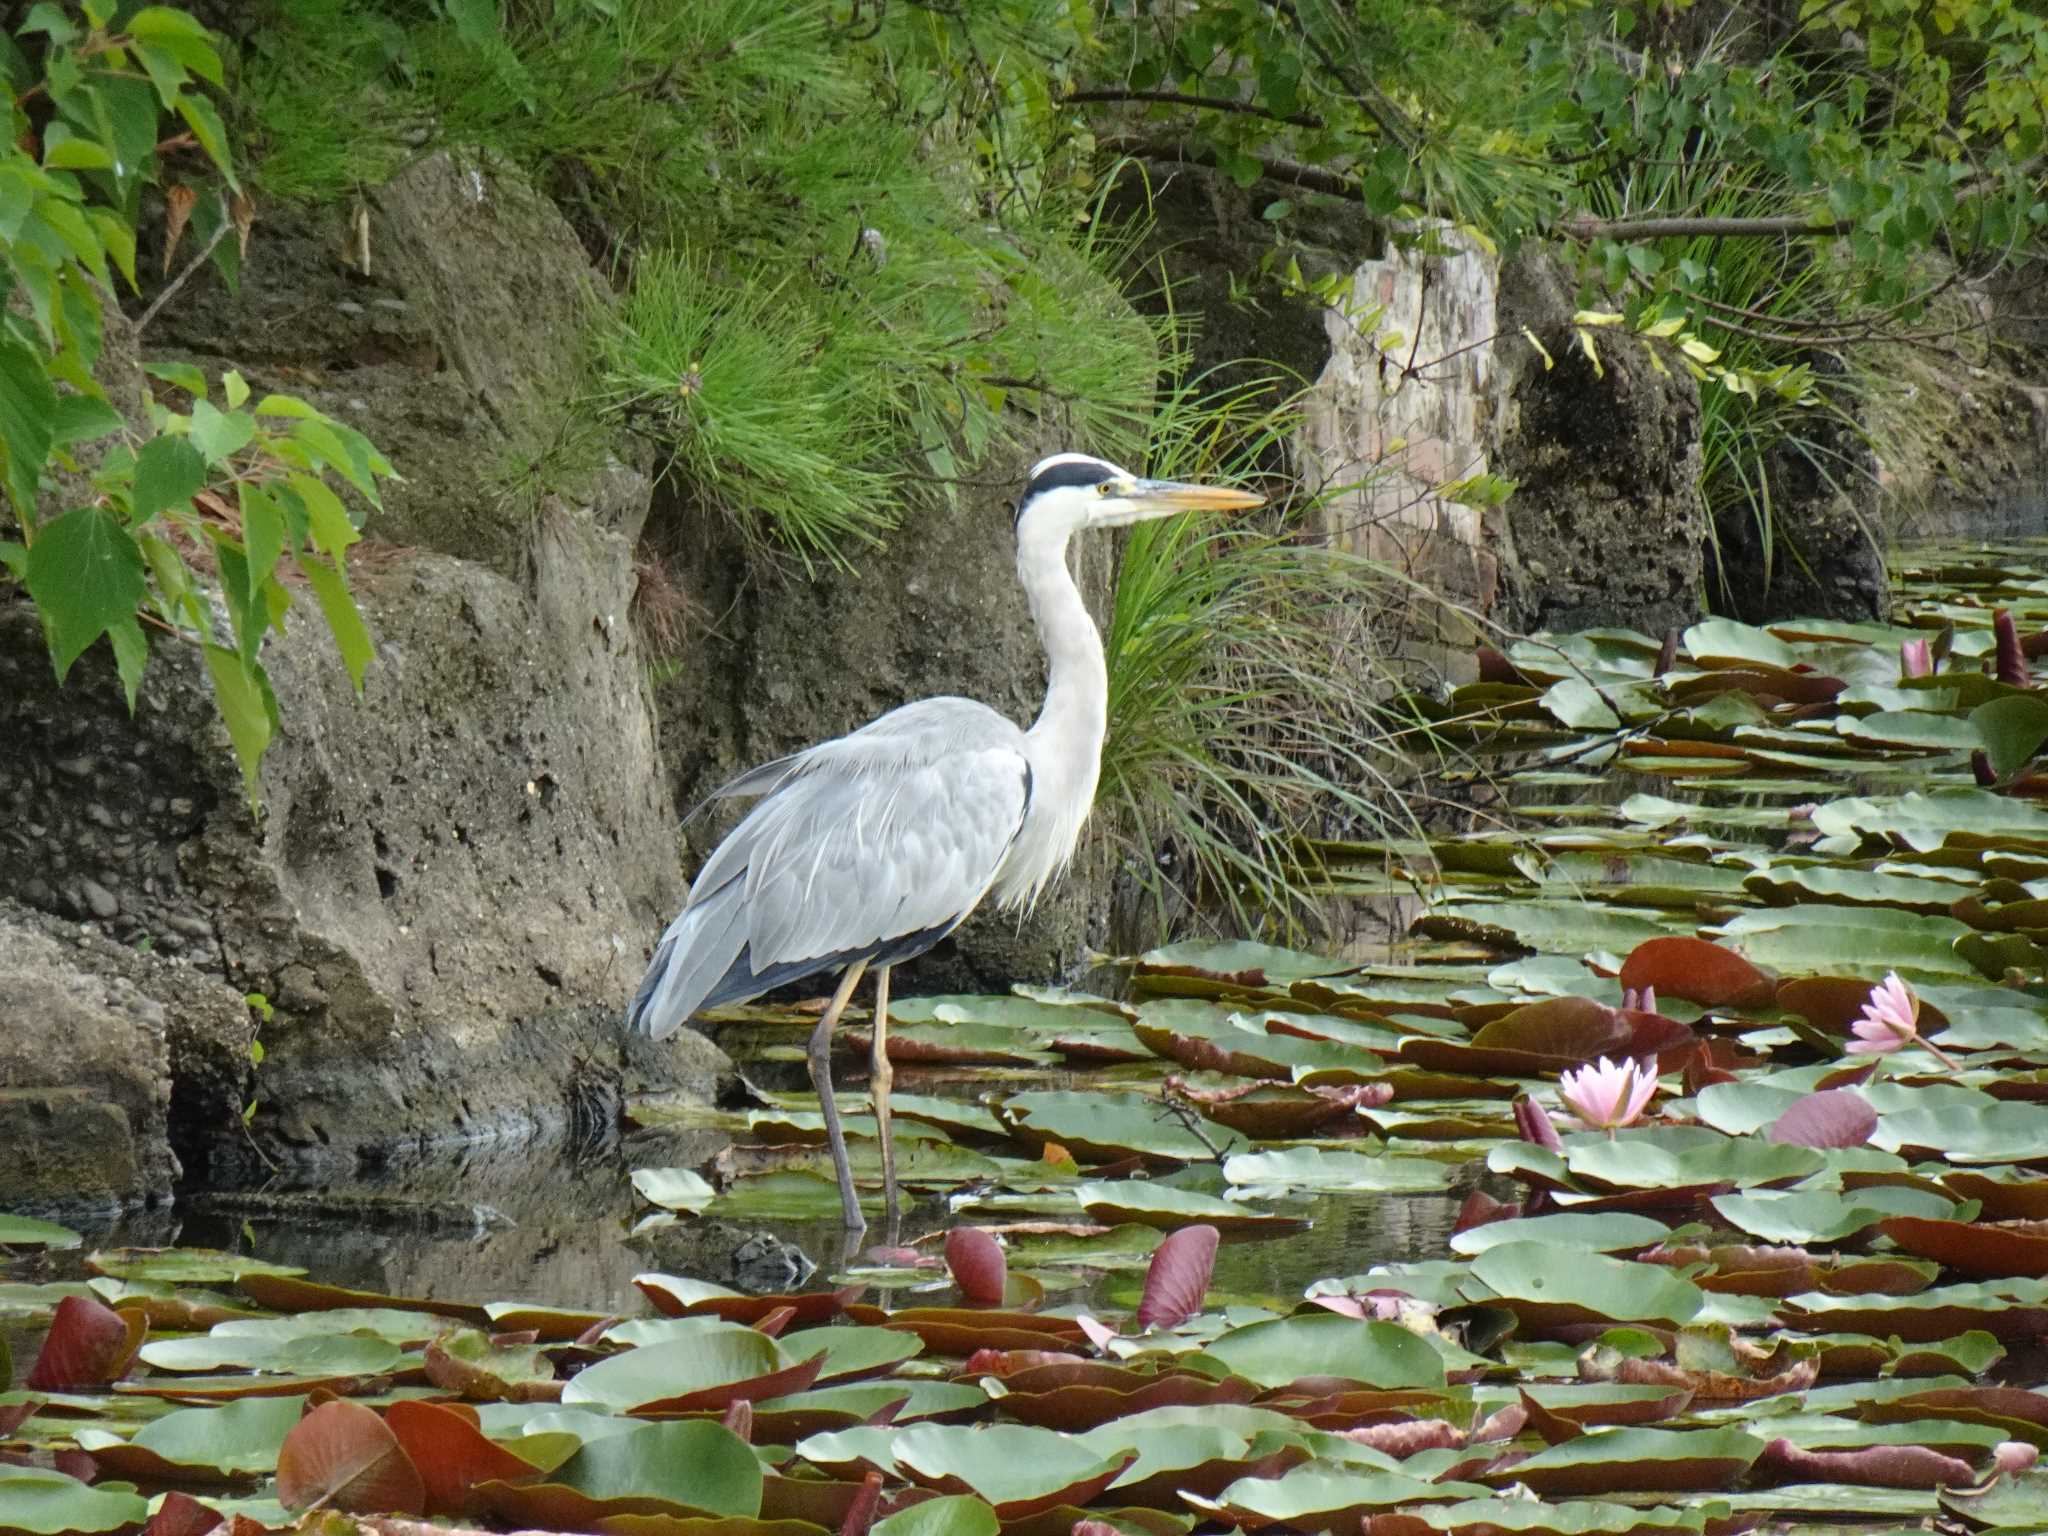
1105 477 1266 525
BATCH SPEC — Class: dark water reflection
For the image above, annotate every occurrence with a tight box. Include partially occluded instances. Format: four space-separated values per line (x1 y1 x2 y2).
76 1132 1474 1318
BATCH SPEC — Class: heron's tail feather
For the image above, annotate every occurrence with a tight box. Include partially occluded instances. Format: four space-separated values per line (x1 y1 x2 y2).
626 880 749 1040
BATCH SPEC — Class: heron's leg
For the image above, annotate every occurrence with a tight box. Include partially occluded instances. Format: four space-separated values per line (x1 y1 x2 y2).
808 959 870 1233
871 965 898 1229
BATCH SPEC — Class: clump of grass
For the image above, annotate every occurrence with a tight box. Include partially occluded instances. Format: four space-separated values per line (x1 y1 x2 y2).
594 251 898 567
1100 371 1417 939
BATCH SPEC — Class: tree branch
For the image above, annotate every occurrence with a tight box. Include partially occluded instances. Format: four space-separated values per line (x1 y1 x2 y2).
1062 88 1325 130
1096 134 1363 202
1557 211 1856 242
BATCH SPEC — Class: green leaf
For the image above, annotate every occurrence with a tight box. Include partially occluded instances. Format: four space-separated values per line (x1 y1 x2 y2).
41 125 113 172
296 555 373 692
143 362 208 400
128 7 225 85
0 1467 147 1534
130 435 207 521
222 370 249 410
0 336 59 514
202 643 275 801
1195 1313 1448 1390
176 92 236 186
48 392 124 447
188 400 255 465
107 617 148 712
239 484 285 594
23 505 147 678
1973 694 2048 777
872 1495 1000 1536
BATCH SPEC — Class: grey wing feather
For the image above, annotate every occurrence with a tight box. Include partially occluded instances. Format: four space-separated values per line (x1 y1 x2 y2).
628 698 1030 1039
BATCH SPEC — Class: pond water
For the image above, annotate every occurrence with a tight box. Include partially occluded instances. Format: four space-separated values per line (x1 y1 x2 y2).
19 535 2048 1535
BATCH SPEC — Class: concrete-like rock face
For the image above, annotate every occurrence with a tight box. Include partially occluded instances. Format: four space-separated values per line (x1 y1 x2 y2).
0 152 731 1198
645 429 1117 992
1489 247 1706 636
1291 231 1705 649
0 901 235 1209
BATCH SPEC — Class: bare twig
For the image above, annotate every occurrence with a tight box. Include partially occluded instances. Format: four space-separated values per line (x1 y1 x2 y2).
136 220 229 334
1096 134 1361 202
1063 87 1324 129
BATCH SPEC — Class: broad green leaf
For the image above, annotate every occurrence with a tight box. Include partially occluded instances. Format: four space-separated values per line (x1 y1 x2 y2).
202 643 274 800
24 505 146 677
0 1466 146 1534
130 435 207 522
0 336 59 513
187 400 254 465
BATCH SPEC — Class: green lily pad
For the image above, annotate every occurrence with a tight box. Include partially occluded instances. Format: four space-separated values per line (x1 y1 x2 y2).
1221 1146 1450 1196
1463 1243 1704 1329
1194 1314 1446 1391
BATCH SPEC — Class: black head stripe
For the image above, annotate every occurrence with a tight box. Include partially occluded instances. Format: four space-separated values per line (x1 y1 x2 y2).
1014 456 1119 525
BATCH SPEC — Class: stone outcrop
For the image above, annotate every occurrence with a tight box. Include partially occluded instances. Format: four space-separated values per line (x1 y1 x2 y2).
1290 229 1706 651
0 153 730 1200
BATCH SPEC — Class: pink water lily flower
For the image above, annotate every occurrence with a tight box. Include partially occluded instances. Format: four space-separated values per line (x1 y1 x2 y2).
1558 1055 1658 1132
1848 971 1959 1069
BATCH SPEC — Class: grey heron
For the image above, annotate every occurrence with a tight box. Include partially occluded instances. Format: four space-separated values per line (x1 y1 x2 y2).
627 452 1264 1232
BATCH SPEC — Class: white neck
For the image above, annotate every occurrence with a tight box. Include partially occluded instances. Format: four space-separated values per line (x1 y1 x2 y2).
994 516 1106 906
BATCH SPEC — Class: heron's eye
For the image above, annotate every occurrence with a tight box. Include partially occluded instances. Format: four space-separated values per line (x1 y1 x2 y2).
1096 482 1114 495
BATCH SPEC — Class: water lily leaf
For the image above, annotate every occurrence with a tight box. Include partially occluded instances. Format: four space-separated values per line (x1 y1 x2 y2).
1863 1385 2048 1448
484 1300 612 1342
1685 619 1802 671
1768 1090 1878 1148
777 1325 921 1383
706 1170 877 1221
0 1466 148 1534
0 1216 81 1250
844 1020 1057 1066
984 1364 1257 1430
1135 1225 1217 1330
1877 1103 2048 1163
479 1420 761 1525
1709 1190 1895 1245
1944 1171 2048 1221
1712 906 1982 978
1464 1243 1703 1329
563 1332 823 1414
425 1326 558 1401
1973 694 2048 777
943 1229 1006 1305
1416 900 1677 956
275 1398 425 1514
1364 1499 1722 1535
73 1395 302 1483
1785 1281 2048 1342
1880 1216 2048 1279
749 1379 984 1438
1488 1426 1765 1496
1073 1181 1307 1232
139 1331 405 1377
1449 1211 1671 1257
800 1423 1133 1518
1000 1092 1247 1165
1189 1467 1474 1532
1133 941 1342 992
1222 1146 1450 1197
1074 1415 1306 1508
1195 1314 1446 1391
1618 937 1776 1008
384 1398 545 1516
869 1494 998 1536
631 1168 717 1214
634 1274 858 1327
26 1296 144 1390
86 1250 305 1285
1744 862 1974 914
238 1272 490 1326
840 1303 1084 1355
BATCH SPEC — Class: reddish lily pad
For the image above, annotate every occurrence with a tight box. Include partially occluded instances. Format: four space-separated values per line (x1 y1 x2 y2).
275 1398 426 1515
384 1399 545 1516
1619 937 1776 1008
1880 1215 2048 1278
26 1297 145 1391
634 1274 860 1327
